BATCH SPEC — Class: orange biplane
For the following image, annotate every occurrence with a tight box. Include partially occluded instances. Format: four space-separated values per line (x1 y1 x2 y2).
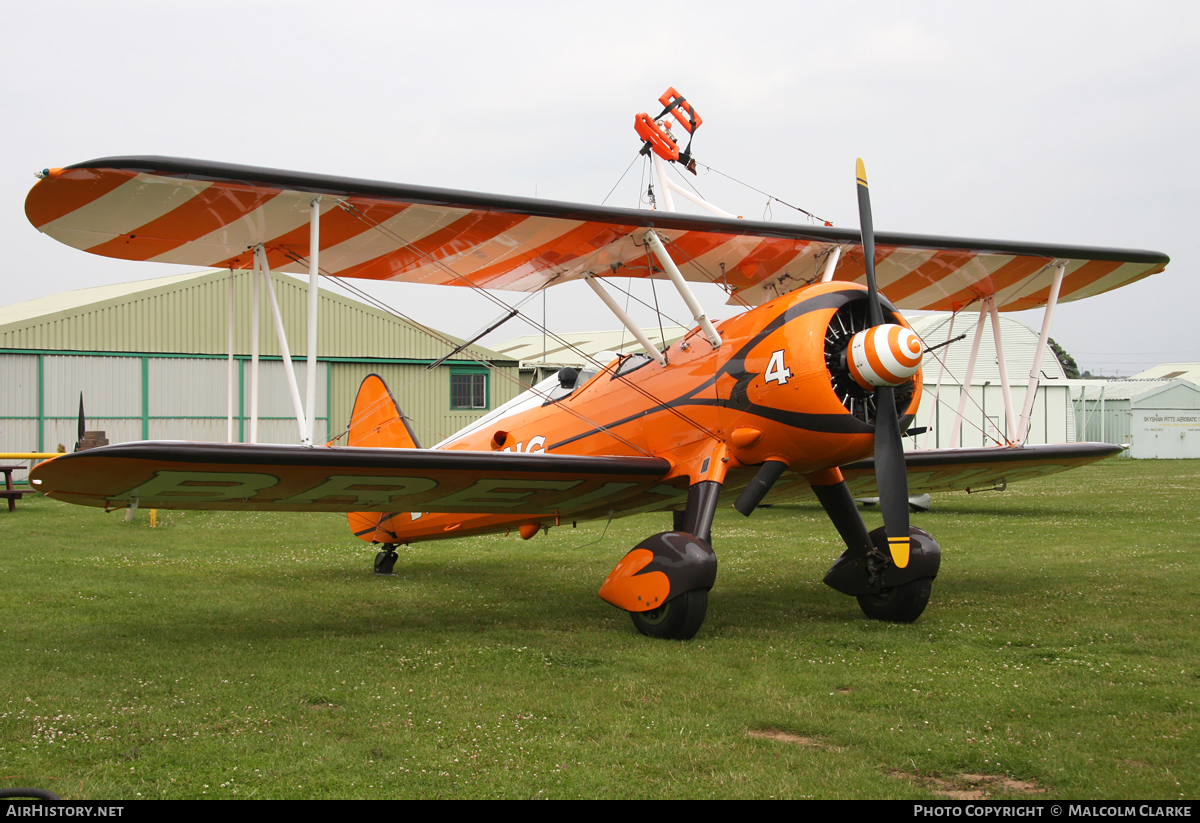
25 90 1167 639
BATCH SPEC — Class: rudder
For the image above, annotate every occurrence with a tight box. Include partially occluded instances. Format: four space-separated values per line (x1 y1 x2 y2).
345 374 420 544
345 373 421 450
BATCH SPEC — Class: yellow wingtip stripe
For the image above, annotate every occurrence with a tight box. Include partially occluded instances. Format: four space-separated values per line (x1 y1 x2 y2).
856 158 868 188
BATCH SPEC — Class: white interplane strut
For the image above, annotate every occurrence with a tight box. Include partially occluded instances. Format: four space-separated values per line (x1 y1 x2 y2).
987 295 1017 444
250 260 261 444
306 198 321 445
1016 262 1066 445
922 312 955 450
227 270 236 443
255 245 311 446
950 301 990 448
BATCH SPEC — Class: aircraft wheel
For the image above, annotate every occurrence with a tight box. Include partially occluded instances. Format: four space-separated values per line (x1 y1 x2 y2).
374 546 399 575
630 589 708 640
856 577 932 623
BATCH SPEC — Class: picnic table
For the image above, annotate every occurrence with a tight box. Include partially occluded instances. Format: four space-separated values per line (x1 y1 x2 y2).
1 465 36 512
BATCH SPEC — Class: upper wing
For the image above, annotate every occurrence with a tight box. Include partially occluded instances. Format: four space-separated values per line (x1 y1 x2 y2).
30 441 673 515
27 157 1168 311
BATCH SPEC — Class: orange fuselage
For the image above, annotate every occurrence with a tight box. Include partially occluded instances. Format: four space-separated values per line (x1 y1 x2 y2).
366 281 921 544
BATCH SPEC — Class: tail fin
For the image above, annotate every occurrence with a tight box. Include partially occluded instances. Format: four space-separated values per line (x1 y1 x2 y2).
345 373 421 449
346 374 420 544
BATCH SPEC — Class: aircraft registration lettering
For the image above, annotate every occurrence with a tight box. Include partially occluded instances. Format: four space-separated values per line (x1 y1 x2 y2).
280 475 438 506
110 471 279 503
502 435 547 454
429 478 582 509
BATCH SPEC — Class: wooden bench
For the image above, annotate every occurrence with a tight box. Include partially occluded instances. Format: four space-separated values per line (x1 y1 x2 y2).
0 466 34 512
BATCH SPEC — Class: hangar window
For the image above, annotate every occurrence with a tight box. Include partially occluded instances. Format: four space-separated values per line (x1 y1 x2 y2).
450 370 488 410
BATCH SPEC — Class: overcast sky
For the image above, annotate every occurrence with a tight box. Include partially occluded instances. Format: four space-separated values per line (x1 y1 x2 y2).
3 1 1196 375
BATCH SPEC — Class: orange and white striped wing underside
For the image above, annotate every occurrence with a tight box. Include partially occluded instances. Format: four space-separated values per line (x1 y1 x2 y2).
25 158 1169 312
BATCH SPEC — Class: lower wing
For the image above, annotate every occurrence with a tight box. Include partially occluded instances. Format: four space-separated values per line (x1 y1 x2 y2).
30 441 673 516
758 442 1124 503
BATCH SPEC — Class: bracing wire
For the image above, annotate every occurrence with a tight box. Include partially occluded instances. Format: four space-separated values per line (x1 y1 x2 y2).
276 221 721 450
601 152 643 207
332 202 723 440
909 307 1011 448
696 162 831 225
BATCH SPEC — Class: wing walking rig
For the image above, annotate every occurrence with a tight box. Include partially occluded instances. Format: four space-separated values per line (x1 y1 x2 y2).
26 88 1168 639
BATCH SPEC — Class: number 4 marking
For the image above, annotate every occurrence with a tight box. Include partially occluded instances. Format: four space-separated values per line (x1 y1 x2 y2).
765 349 792 385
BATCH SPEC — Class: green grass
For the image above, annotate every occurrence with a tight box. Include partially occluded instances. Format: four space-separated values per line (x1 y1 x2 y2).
1 459 1196 799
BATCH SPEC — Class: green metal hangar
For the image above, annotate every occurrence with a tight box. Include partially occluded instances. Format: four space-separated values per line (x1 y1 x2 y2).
0 269 519 459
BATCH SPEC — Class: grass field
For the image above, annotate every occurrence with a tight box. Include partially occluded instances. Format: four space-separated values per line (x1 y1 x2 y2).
1 458 1196 800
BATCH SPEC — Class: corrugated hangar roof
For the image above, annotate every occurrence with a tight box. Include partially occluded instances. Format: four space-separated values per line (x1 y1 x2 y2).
493 326 690 366
1130 362 1200 383
0 269 508 362
0 272 201 327
1070 378 1199 402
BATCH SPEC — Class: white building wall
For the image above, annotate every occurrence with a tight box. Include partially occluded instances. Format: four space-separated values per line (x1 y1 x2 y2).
910 382 1074 450
1129 410 1200 458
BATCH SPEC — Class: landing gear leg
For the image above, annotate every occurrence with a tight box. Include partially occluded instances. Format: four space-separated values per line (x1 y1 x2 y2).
680 479 720 544
815 479 940 623
374 543 399 575
603 481 722 640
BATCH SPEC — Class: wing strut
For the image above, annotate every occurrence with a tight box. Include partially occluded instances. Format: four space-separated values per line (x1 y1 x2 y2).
305 197 321 445
584 275 668 366
1016 262 1066 444
819 246 843 283
250 257 261 443
255 245 310 446
643 230 722 349
987 295 1017 444
226 270 236 443
921 312 954 448
949 301 990 448
651 152 676 212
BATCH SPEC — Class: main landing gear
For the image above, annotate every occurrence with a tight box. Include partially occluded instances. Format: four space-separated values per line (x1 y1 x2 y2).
598 481 721 640
814 480 941 622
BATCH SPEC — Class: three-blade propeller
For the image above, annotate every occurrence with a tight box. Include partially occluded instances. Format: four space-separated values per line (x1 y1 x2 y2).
855 159 912 568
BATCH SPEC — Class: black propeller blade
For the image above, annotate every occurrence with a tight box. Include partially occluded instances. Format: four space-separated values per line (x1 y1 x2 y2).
855 159 911 568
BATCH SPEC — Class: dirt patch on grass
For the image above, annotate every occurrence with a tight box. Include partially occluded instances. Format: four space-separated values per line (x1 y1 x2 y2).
892 770 1045 799
747 727 843 752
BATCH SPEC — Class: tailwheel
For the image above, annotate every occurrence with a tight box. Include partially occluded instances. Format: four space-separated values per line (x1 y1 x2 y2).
630 589 708 640
374 543 399 575
856 576 932 623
